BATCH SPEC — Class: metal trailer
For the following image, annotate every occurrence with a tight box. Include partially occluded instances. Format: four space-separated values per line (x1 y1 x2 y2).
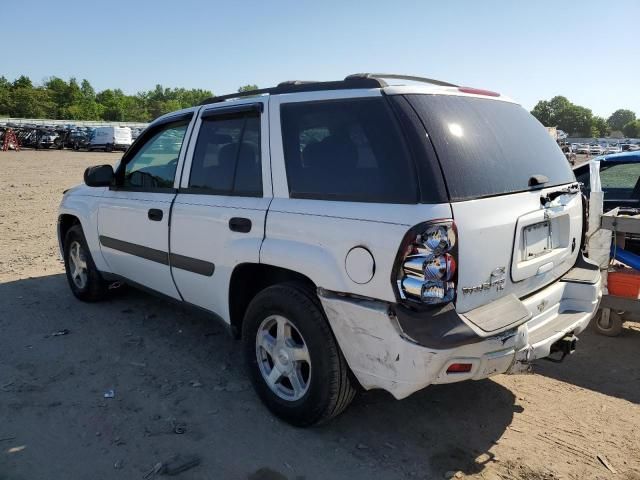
594 212 640 336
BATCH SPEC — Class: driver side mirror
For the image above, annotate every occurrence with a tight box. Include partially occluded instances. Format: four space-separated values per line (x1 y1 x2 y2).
84 164 114 187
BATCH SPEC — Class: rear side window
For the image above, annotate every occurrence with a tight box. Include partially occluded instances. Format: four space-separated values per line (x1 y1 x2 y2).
405 95 575 201
280 98 418 203
188 112 262 196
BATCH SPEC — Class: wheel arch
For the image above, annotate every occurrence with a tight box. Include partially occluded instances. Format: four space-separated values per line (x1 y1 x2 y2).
58 191 110 272
58 213 81 250
228 263 317 339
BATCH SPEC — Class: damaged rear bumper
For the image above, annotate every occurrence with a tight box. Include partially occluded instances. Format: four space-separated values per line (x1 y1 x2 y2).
319 267 601 400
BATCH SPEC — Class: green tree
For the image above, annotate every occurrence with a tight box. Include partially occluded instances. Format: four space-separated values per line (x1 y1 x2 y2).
96 89 128 121
10 88 55 118
531 96 594 137
531 100 553 126
81 79 96 100
623 120 640 138
44 77 71 118
607 109 636 132
592 116 610 137
0 74 217 121
140 85 212 120
238 84 259 93
12 75 33 89
0 76 10 115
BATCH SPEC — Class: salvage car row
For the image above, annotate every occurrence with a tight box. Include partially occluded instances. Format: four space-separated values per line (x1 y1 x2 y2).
0 123 143 151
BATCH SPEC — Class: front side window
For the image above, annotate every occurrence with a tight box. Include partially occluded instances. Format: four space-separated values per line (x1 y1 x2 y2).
121 120 189 189
280 98 418 203
188 112 262 196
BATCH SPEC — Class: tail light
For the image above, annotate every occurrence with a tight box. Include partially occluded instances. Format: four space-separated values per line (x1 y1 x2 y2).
393 220 457 306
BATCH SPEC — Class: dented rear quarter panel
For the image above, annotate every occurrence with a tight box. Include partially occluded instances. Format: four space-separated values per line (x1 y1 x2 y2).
261 199 452 301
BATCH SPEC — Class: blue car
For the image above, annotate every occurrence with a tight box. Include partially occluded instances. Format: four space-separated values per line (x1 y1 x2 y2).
574 151 640 212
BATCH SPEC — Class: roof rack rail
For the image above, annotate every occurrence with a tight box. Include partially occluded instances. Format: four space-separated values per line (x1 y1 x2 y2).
345 73 458 88
277 80 317 86
199 77 384 106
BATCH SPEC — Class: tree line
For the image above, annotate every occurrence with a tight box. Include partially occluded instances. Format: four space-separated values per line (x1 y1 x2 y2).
531 96 639 138
0 74 260 123
1 75 638 137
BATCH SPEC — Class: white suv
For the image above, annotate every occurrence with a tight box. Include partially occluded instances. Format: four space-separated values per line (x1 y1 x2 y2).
58 74 601 426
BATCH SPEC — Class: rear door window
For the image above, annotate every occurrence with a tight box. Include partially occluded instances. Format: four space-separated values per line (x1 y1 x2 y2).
188 112 262 196
280 98 418 203
405 95 576 201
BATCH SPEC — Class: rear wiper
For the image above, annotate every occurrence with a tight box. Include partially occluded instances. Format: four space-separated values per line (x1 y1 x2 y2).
540 183 581 206
528 174 549 187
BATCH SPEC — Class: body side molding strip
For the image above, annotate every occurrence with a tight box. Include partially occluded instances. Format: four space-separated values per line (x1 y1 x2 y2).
99 236 214 276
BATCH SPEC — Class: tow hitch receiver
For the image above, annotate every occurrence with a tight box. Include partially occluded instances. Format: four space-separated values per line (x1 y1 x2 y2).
545 334 578 363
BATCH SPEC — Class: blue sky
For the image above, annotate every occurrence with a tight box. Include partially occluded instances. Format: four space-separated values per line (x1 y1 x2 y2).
3 0 638 117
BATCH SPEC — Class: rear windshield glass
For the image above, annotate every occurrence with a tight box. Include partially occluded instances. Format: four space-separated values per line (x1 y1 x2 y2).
405 95 575 201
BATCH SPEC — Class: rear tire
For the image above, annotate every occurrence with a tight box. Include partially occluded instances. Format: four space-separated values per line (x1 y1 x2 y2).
63 224 108 302
242 283 356 426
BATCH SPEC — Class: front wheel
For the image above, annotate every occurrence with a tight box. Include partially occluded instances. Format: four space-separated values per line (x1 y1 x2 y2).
242 284 356 426
63 224 108 302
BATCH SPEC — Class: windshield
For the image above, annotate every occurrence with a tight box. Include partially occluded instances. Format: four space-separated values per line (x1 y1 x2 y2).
405 94 576 201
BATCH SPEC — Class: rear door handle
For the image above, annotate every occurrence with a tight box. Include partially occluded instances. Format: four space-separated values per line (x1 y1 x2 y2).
229 217 251 233
148 209 163 221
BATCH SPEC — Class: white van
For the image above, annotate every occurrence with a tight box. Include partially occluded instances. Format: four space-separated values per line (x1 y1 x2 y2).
89 126 132 152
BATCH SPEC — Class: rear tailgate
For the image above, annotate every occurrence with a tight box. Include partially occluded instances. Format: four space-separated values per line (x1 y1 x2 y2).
452 185 582 314
402 93 580 329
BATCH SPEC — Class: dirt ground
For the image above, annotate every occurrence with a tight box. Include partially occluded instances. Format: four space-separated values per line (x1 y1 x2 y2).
0 150 638 480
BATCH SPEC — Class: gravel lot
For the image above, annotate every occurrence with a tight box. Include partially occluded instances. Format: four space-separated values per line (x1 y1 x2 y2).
0 150 638 480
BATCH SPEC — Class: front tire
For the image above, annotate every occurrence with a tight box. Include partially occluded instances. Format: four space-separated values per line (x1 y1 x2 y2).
242 284 356 426
63 224 108 302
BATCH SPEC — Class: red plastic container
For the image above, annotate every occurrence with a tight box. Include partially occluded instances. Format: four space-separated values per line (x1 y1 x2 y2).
608 270 640 299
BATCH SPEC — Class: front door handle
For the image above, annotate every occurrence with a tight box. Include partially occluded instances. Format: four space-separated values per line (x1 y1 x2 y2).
148 209 163 221
229 217 251 233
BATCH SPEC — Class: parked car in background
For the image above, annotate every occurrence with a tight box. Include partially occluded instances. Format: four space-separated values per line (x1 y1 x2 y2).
59 74 601 425
574 151 640 212
576 144 590 154
574 151 640 255
36 129 58 149
605 144 621 154
68 130 92 151
561 144 577 165
89 126 132 152
589 144 604 155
